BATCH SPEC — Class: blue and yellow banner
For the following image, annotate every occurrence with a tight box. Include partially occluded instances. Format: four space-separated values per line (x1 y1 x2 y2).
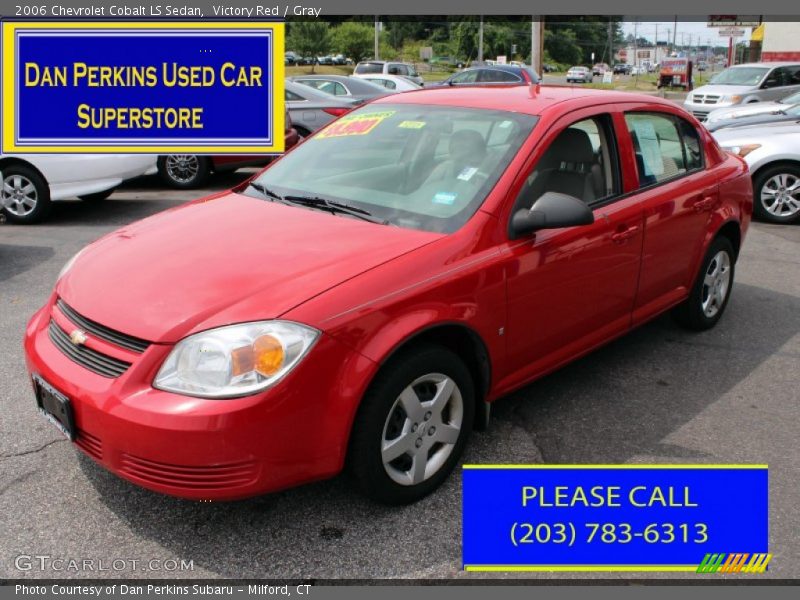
462 464 769 572
1 21 284 153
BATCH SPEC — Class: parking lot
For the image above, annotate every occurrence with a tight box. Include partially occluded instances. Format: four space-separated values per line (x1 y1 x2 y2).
1 171 799 580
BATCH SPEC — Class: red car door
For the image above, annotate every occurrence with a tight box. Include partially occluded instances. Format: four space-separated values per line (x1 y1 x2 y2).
498 109 645 392
618 108 720 325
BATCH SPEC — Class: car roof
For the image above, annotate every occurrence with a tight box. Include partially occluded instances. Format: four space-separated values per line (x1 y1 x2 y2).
370 84 676 116
463 64 527 73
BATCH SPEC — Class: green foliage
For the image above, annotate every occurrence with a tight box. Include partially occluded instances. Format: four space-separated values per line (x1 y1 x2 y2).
287 21 331 62
332 22 375 63
544 28 583 66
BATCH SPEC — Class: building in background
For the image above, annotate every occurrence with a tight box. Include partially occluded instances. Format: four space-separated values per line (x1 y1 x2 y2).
753 22 800 62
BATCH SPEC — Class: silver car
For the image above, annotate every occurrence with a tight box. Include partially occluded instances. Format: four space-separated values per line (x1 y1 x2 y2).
684 62 800 122
566 66 592 83
285 80 361 138
713 121 800 224
705 90 800 130
289 75 393 102
353 60 424 86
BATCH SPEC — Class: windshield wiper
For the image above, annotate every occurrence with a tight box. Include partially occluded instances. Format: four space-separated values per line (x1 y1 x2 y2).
283 195 389 225
248 181 287 203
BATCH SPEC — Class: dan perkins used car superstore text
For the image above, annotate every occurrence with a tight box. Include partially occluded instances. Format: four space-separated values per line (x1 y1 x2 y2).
43 4 322 17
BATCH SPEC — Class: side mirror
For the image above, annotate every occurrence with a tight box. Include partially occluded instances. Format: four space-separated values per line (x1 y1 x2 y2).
762 78 779 89
510 191 594 239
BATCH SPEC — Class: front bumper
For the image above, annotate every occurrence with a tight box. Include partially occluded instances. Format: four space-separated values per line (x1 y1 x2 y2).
683 100 739 122
24 298 375 500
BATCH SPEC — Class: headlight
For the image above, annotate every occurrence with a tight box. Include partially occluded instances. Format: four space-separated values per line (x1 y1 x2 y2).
723 95 743 104
154 321 319 398
58 248 87 280
721 144 762 158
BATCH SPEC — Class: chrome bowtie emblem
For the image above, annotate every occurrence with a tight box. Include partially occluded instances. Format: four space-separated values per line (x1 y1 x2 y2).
69 329 88 346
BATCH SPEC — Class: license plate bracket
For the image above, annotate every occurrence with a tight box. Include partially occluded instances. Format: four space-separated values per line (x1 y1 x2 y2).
33 374 75 441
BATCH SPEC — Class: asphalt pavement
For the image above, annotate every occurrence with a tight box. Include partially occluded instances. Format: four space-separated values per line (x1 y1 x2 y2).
0 174 798 580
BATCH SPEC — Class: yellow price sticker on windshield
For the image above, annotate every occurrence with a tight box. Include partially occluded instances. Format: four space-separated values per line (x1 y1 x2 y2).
398 120 426 129
316 111 395 139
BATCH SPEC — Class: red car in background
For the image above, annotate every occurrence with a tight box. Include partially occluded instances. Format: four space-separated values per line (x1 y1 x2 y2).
25 86 752 504
157 108 300 188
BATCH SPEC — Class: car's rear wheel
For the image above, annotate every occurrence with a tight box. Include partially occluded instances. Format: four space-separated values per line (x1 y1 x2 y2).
0 164 51 224
673 236 736 330
349 344 475 504
753 164 800 223
78 187 116 202
157 155 211 189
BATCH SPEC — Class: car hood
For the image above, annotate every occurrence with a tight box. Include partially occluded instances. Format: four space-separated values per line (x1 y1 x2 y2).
690 84 754 99
712 120 800 144
57 192 439 343
707 101 783 123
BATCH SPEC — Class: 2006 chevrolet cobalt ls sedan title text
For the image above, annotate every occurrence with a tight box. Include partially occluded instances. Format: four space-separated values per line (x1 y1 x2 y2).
25 86 753 504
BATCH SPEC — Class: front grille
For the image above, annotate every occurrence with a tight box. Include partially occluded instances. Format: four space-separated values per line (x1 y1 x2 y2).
692 111 709 121
119 454 258 491
48 320 131 378
57 299 150 353
75 429 103 461
704 95 720 104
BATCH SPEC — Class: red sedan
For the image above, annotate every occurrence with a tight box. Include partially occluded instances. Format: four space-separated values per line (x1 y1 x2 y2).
25 86 752 504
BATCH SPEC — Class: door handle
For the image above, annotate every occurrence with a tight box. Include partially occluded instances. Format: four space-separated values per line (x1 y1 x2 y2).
694 195 717 212
611 225 640 243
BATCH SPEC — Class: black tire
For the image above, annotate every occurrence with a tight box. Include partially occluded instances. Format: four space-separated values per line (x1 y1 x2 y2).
348 344 475 505
673 236 736 331
157 155 211 189
752 163 800 224
78 187 116 202
0 164 51 224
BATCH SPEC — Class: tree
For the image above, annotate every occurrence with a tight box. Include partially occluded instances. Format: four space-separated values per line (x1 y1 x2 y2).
544 28 582 66
332 22 375 63
288 21 331 73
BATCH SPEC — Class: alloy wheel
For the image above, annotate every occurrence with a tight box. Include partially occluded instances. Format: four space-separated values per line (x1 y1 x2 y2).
164 155 200 184
701 250 731 318
760 173 800 218
1 174 38 217
381 373 464 486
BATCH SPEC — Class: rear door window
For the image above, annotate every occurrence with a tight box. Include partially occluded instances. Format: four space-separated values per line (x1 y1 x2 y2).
624 112 705 187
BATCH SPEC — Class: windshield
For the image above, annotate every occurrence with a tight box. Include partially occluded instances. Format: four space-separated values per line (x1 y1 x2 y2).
710 67 770 86
249 104 538 233
355 62 383 74
780 91 800 105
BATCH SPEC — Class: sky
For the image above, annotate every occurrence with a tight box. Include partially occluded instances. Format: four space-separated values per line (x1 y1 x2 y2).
621 20 752 48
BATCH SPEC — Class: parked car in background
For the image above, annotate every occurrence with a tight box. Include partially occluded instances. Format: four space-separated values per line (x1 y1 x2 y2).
1 154 156 224
542 63 558 73
284 80 361 137
714 121 800 223
431 64 539 87
316 55 334 66
592 63 610 76
684 62 800 121
157 108 300 189
697 61 709 72
26 87 751 505
352 74 422 92
331 54 351 65
430 56 466 69
613 63 631 75
290 75 393 102
566 66 593 83
706 103 800 133
629 65 647 76
353 60 424 86
705 90 800 130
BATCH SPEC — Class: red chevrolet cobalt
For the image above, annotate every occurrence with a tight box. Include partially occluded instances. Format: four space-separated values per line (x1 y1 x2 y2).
25 86 752 504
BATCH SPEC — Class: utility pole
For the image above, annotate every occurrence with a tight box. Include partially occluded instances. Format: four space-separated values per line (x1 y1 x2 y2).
655 23 658 65
531 17 543 75
478 16 484 63
672 16 677 51
608 18 613 65
374 16 379 60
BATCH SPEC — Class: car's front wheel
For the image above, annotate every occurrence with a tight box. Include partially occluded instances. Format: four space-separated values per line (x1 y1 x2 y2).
0 164 51 224
673 236 736 330
157 155 211 189
349 344 475 504
753 163 800 223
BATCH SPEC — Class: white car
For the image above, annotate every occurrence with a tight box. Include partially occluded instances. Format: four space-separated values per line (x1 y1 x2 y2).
352 73 422 92
566 66 593 83
713 121 800 224
705 90 800 129
352 60 424 86
0 154 156 224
